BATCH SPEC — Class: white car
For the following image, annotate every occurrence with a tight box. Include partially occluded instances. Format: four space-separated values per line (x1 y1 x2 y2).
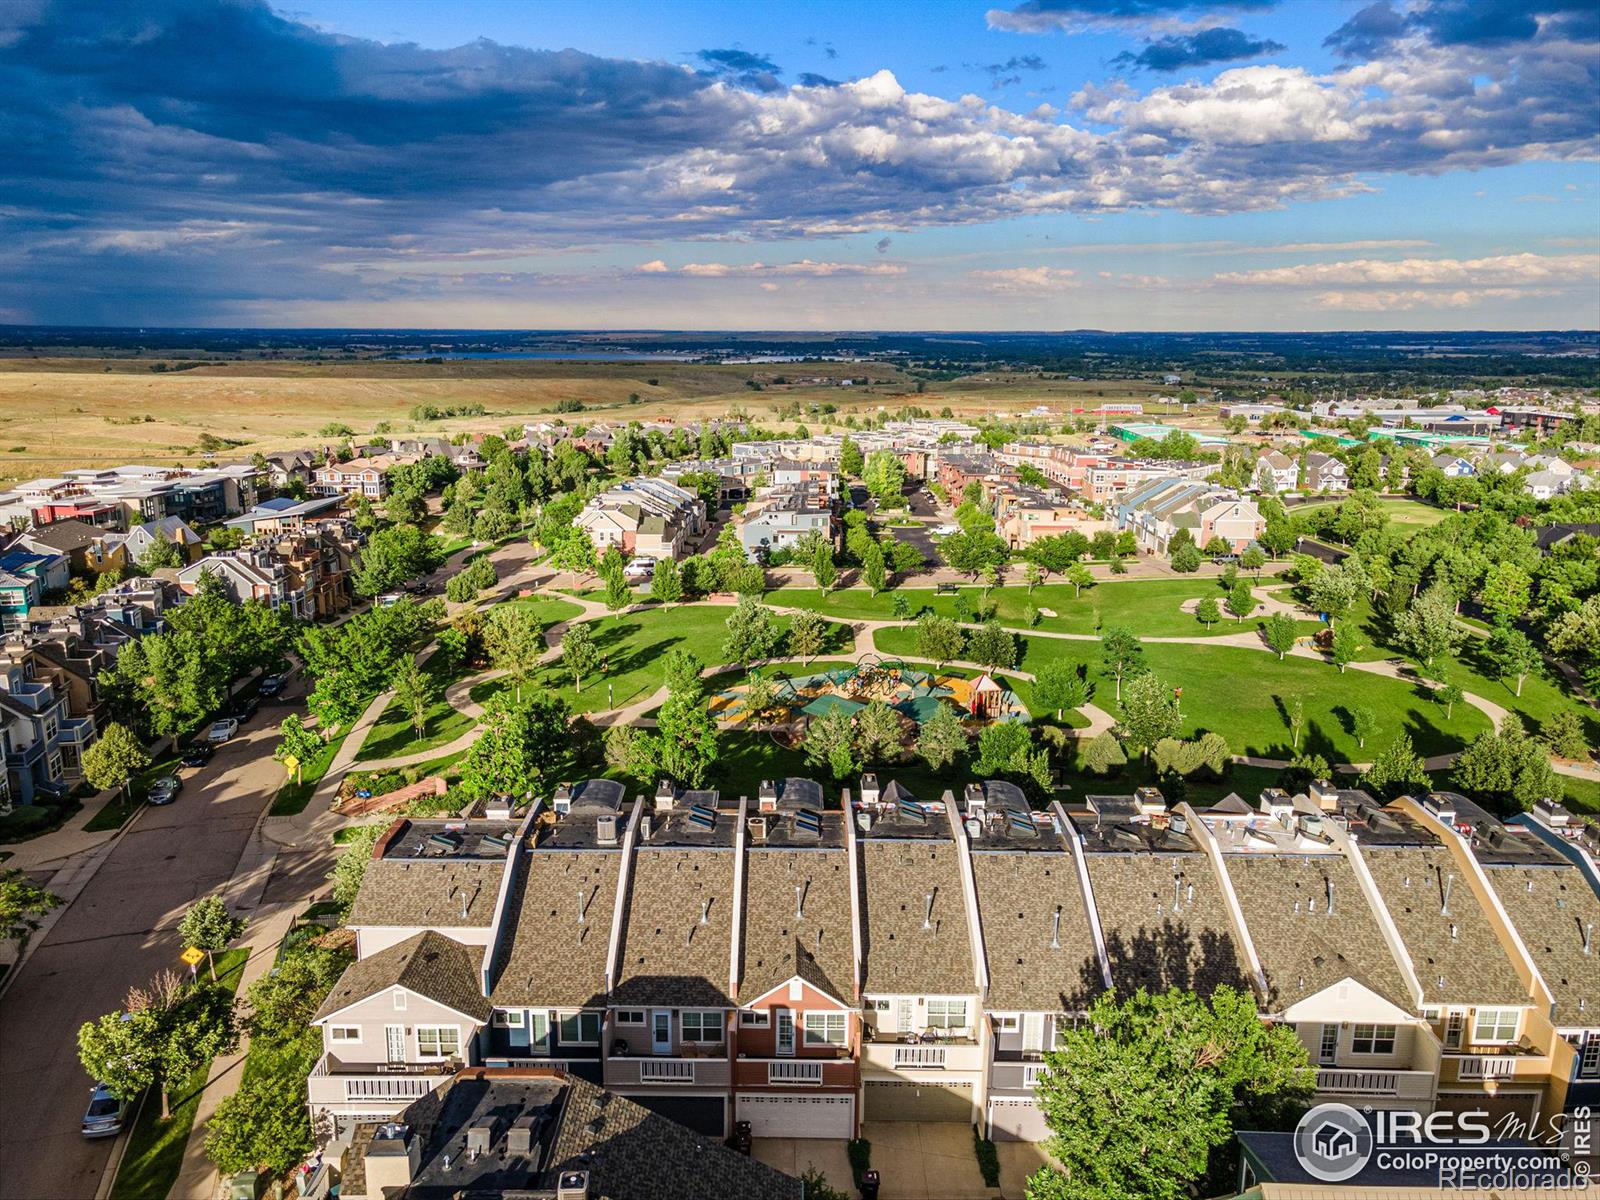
932 524 959 537
205 717 240 744
623 557 657 581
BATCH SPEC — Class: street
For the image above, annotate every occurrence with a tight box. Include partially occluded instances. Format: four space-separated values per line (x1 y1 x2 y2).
0 691 305 1200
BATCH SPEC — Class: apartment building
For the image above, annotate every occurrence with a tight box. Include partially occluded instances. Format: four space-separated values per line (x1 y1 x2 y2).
574 477 705 561
1054 451 1209 505
936 451 1016 500
314 456 397 500
738 485 836 561
990 482 1094 549
1114 478 1265 555
0 465 259 532
0 643 87 803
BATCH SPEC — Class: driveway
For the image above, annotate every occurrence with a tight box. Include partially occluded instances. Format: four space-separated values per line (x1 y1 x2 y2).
0 689 305 1200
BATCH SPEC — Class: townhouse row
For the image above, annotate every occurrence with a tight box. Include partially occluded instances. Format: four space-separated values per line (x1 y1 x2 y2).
308 776 1600 1153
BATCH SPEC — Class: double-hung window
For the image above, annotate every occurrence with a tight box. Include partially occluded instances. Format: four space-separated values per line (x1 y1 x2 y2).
680 1011 724 1044
416 1026 460 1058
804 1012 847 1047
1472 1008 1520 1044
1351 1024 1396 1055
1580 1036 1600 1079
493 1010 524 1029
926 999 968 1032
329 1026 361 1044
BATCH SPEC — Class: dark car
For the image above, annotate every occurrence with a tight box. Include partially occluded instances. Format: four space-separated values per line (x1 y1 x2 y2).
81 1084 125 1139
257 673 286 698
146 775 183 806
179 743 214 769
228 695 260 723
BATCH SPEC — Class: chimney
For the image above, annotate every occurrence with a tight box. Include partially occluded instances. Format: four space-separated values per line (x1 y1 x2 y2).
859 774 880 805
1133 787 1165 815
638 810 653 842
363 1124 419 1195
655 780 676 811
758 779 779 812
552 783 575 816
1308 779 1340 811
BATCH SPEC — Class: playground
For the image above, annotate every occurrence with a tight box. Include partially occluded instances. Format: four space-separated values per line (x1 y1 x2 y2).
709 653 1031 731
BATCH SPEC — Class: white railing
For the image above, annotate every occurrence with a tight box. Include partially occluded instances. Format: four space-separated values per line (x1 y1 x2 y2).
1022 1064 1047 1088
768 1061 824 1085
1318 1069 1399 1095
343 1076 438 1100
640 1060 696 1083
893 1045 947 1069
1457 1056 1517 1080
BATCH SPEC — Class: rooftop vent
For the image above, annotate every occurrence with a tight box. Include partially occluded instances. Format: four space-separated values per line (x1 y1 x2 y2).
856 809 873 835
483 833 512 852
758 779 779 812
688 803 717 832
747 816 768 844
596 813 619 846
425 831 462 854
506 1115 539 1156
1168 811 1189 836
465 1121 495 1158
557 1170 591 1200
860 774 880 804
793 808 823 840
963 783 986 819
552 783 575 816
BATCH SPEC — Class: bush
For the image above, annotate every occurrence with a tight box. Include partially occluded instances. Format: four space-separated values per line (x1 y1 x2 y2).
972 1125 1000 1187
0 804 66 841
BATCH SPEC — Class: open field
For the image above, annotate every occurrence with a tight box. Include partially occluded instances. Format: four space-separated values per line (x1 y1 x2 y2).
1292 496 1451 528
0 357 1190 483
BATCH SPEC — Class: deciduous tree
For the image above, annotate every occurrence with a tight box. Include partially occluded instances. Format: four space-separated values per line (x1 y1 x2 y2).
915 704 968 770
178 896 248 983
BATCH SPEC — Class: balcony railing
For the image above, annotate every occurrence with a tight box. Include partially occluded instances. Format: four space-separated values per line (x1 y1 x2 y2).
1443 1047 1551 1083
306 1054 453 1108
894 1045 947 1069
604 1055 731 1089
1456 1056 1518 1080
768 1061 824 1085
1316 1068 1436 1100
641 1060 696 1083
862 1037 983 1075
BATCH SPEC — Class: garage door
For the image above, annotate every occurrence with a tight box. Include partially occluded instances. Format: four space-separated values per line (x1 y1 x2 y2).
863 1080 974 1122
737 1093 855 1139
988 1097 1050 1143
627 1094 727 1139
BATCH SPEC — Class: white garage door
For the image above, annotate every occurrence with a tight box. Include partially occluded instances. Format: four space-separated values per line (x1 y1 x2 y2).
988 1097 1050 1143
737 1093 855 1139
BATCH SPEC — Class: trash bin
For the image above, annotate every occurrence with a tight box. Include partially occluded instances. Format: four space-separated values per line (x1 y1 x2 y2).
228 1171 264 1200
860 1169 881 1199
733 1119 753 1155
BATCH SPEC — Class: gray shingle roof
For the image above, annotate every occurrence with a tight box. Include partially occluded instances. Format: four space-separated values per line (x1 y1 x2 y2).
740 848 855 1004
1087 851 1250 999
614 848 736 1007
1362 846 1526 1007
1484 863 1600 1026
489 850 620 1008
314 930 489 1023
1225 855 1411 1011
859 841 976 996
973 850 1099 1011
346 858 504 930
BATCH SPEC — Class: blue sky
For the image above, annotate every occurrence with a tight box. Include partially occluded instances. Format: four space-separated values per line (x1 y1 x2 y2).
1 0 1596 330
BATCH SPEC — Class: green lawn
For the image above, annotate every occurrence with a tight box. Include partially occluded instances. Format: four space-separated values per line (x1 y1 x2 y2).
769 576 1301 640
1559 774 1600 815
111 946 250 1200
491 595 584 627
357 658 476 763
270 725 350 817
1293 497 1450 529
873 625 1491 762
472 604 855 715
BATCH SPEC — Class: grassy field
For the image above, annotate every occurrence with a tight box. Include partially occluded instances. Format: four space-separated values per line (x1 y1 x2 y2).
873 625 1491 762
270 726 351 817
356 657 476 762
1293 497 1451 528
770 576 1313 640
111 946 250 1200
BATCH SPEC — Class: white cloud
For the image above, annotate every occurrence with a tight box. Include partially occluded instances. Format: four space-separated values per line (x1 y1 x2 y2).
642 259 908 277
969 266 1079 289
1215 252 1598 287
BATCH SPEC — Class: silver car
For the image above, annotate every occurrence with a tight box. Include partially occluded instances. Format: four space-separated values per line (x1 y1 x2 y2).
81 1084 125 1139
205 717 239 744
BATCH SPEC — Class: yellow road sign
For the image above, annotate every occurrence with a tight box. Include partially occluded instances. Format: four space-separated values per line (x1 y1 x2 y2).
180 947 205 967
282 754 300 776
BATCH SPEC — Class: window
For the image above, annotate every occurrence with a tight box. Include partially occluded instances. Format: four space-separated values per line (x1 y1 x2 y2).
994 1015 1019 1032
416 1027 460 1058
804 1012 848 1046
392 991 407 1011
926 999 968 1031
1351 1024 1397 1056
493 1010 524 1028
557 1012 601 1046
1472 1008 1520 1044
741 1009 771 1028
616 1010 645 1025
329 1027 361 1044
1580 1037 1600 1079
680 1011 725 1044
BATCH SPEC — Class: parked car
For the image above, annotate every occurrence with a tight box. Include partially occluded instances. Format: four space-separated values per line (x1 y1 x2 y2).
146 775 183 806
405 580 432 596
81 1084 125 1139
932 524 958 536
257 673 286 697
623 557 656 581
205 717 239 744
228 695 260 723
179 743 214 769
376 593 404 607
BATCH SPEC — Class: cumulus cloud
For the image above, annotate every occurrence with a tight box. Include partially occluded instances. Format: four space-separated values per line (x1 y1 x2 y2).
1325 0 1599 57
988 0 1277 35
1213 252 1598 287
696 47 784 91
1112 27 1286 70
969 266 1079 289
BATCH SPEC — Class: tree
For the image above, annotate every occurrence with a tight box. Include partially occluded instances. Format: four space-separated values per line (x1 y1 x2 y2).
1024 562 1043 593
967 621 1017 671
1479 562 1531 623
1549 596 1600 691
1349 706 1379 749
599 547 632 612
1263 612 1298 660
1484 625 1541 697
560 621 600 692
1307 558 1364 628
0 869 60 952
787 609 829 666
741 671 779 723
1330 622 1362 673
78 1005 163 1111
445 553 496 602
1435 680 1464 721
81 721 151 806
915 704 968 770
649 556 683 605
136 529 184 573
205 1074 314 1178
722 595 779 668
1225 580 1257 623
1064 562 1093 598
329 823 385 915
178 896 248 983
1028 986 1313 1200
838 435 864 477
1542 711 1590 761
1194 597 1220 630
939 528 1008 576
1393 582 1463 668
1362 732 1432 799
915 613 966 670
1099 626 1143 703
1118 672 1180 759
1034 662 1090 721
862 449 907 505
240 944 347 1044
859 541 886 596
1170 541 1202 573
803 710 858 779
654 687 720 788
351 523 440 596
1240 545 1266 578
855 702 905 765
810 535 838 593
1453 715 1562 811
483 605 546 699
1286 695 1305 751
1082 731 1127 775
79 976 238 1121
662 648 704 695
391 655 435 741
604 723 658 783
976 721 1032 776
457 693 569 801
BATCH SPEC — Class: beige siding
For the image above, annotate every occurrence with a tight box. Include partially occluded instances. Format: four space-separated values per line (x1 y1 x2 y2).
319 987 482 1066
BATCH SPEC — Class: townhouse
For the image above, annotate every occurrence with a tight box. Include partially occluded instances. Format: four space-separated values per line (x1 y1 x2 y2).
10 519 108 575
989 482 1094 549
0 465 259 532
100 516 205 567
0 559 51 632
1054 451 1210 505
261 448 319 491
1253 451 1298 494
314 456 398 500
1302 451 1348 493
221 495 344 536
0 643 86 803
573 477 705 561
1113 477 1264 555
737 485 837 561
1431 452 1477 478
176 551 295 612
936 451 1016 500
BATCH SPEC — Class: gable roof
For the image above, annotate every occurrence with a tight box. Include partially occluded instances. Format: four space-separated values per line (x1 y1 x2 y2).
740 847 855 1005
20 519 102 552
489 848 620 1008
314 930 490 1023
613 847 737 1007
858 839 976 996
973 848 1099 1011
347 856 506 930
1483 861 1600 1027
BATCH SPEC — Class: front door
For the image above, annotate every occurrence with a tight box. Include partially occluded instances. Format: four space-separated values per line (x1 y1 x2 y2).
1444 1012 1465 1050
385 1025 406 1064
896 998 914 1036
651 1010 672 1055
776 1009 795 1056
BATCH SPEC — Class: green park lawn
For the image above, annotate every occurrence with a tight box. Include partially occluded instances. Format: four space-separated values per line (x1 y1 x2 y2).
770 576 1305 640
357 657 477 762
872 625 1492 763
1294 496 1450 529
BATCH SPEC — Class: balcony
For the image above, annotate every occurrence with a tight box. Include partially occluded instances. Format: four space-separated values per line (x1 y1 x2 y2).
990 1060 1051 1092
862 1037 983 1076
604 1054 731 1089
1445 1048 1552 1084
306 1054 453 1110
1316 1068 1437 1101
733 1057 856 1089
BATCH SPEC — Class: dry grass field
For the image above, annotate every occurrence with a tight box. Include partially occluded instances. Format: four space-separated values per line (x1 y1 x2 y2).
0 356 1187 483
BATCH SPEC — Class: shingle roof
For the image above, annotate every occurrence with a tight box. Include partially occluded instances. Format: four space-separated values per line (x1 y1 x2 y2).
740 848 855 1004
614 848 736 1007
973 850 1099 1011
346 857 505 930
314 930 489 1023
1225 855 1411 1011
1362 846 1526 1007
859 841 976 996
20 520 101 552
1484 863 1600 1027
489 850 620 1008
1086 851 1250 999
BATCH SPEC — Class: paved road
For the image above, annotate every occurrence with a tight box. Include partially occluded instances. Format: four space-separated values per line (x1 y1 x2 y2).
0 691 301 1200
